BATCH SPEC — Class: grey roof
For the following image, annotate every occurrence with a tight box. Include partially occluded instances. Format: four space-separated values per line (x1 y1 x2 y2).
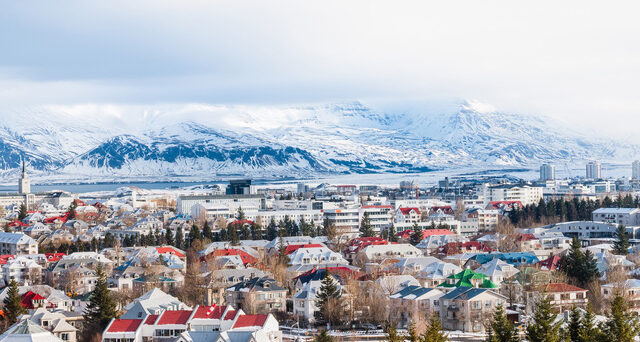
227 277 286 292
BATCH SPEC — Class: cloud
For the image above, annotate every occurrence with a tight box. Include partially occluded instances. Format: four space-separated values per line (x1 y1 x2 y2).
1 0 639 133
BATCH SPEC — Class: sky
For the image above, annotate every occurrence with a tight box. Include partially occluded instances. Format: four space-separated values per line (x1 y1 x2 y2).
1 0 639 133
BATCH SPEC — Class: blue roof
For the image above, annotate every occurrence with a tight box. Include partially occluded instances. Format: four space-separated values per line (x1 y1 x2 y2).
392 285 437 299
440 287 490 300
468 252 539 266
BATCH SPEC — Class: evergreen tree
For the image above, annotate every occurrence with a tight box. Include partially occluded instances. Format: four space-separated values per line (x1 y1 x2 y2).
229 224 239 245
202 220 213 241
407 322 420 342
188 224 203 247
422 314 448 342
410 223 423 246
578 306 603 342
3 279 26 324
236 207 246 220
83 264 117 339
165 228 174 246
17 203 27 221
385 324 404 342
66 201 77 220
315 329 334 342
565 307 581 342
388 224 398 242
486 305 519 342
359 212 375 237
315 271 344 326
250 222 262 240
176 226 184 249
600 294 640 342
526 297 562 342
266 218 278 241
612 224 630 255
559 237 600 287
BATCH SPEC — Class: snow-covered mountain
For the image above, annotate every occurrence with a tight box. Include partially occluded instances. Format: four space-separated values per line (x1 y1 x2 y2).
0 101 636 182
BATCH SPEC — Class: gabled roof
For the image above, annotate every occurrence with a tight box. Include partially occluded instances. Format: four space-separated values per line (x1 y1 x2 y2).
107 319 143 332
544 283 586 293
232 314 267 328
157 310 192 325
440 287 496 301
399 207 420 215
156 246 185 258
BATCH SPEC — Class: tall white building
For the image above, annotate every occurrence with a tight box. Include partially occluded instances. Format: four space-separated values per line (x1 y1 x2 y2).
586 161 601 180
539 164 555 181
18 160 30 194
633 160 640 180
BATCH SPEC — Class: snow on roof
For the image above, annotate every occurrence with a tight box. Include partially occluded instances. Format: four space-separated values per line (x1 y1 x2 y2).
0 232 36 245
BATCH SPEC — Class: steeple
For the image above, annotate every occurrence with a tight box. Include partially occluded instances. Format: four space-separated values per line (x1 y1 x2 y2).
19 158 30 194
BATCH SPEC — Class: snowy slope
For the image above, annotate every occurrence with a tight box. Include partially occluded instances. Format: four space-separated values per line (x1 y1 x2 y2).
0 101 636 181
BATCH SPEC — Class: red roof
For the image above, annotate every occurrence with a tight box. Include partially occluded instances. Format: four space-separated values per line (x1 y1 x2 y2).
229 219 254 226
538 255 561 271
156 246 185 258
21 291 46 309
232 314 268 328
438 241 493 255
224 310 238 320
192 305 217 319
157 310 192 325
421 229 454 238
207 249 258 266
399 207 421 215
208 305 227 319
0 255 15 265
144 315 159 325
107 319 143 332
431 206 454 214
544 283 586 293
45 253 66 263
9 220 28 227
285 244 324 255
44 216 67 224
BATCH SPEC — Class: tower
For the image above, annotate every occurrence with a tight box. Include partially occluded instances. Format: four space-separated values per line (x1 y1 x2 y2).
18 160 30 194
633 160 640 180
586 161 602 180
539 164 555 181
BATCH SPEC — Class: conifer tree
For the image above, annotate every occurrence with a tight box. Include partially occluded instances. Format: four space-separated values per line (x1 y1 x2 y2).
266 218 278 241
526 297 562 342
600 294 640 342
559 237 599 287
576 306 603 342
250 222 262 240
236 207 246 220
407 322 420 342
385 324 404 342
388 224 398 242
3 279 26 324
410 223 423 246
315 329 334 342
165 228 174 246
66 201 77 220
315 271 344 326
83 264 117 340
176 226 184 249
422 314 447 342
486 305 519 342
202 220 213 241
188 224 203 247
565 307 581 342
612 224 630 255
229 224 239 245
17 203 27 221
359 212 375 237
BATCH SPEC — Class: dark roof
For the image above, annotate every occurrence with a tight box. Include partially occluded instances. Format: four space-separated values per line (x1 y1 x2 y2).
227 277 286 292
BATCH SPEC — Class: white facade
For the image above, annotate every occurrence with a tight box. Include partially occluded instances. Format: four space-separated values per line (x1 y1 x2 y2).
592 208 640 226
586 161 602 180
0 232 38 255
540 164 555 181
483 183 543 206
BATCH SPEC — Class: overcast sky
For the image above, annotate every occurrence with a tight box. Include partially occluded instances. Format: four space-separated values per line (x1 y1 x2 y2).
1 1 639 131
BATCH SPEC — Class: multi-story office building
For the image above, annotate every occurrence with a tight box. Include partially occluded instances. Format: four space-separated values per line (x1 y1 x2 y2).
539 164 555 181
633 160 640 180
586 161 602 180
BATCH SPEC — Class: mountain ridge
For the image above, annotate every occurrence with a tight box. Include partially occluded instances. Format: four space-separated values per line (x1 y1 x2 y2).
0 101 636 181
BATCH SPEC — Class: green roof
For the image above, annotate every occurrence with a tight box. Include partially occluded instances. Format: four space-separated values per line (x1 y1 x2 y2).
438 269 498 288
